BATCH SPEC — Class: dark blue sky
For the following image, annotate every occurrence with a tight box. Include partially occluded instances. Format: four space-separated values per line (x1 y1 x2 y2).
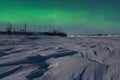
0 0 120 34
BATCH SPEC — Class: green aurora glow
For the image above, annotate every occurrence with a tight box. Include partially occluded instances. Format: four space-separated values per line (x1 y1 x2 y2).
0 0 120 34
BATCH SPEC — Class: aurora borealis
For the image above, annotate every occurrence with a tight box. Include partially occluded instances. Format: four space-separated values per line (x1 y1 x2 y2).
0 0 120 34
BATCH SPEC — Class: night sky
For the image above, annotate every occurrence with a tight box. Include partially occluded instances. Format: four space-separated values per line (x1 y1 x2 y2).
0 0 120 34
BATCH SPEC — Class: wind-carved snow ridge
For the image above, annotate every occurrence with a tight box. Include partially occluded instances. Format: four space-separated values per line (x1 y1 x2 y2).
0 35 120 80
0 66 22 79
0 39 78 80
26 51 78 80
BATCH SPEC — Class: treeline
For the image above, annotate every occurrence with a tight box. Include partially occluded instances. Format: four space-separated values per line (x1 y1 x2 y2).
0 22 67 37
5 22 27 34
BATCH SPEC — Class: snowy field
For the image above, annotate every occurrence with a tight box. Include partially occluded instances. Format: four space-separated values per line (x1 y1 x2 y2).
0 35 120 80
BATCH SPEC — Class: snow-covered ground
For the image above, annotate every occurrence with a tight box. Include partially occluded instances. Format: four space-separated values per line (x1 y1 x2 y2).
0 35 120 80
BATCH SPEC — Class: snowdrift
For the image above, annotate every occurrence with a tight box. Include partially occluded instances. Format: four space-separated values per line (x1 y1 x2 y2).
0 35 120 80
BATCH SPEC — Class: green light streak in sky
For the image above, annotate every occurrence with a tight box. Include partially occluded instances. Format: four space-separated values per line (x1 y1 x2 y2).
0 0 120 34
0 8 119 30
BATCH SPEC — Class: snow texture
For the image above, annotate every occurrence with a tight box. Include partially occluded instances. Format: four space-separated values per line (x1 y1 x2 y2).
0 35 120 80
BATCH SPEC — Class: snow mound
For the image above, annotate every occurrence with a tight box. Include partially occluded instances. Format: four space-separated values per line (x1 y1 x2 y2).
0 35 120 80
